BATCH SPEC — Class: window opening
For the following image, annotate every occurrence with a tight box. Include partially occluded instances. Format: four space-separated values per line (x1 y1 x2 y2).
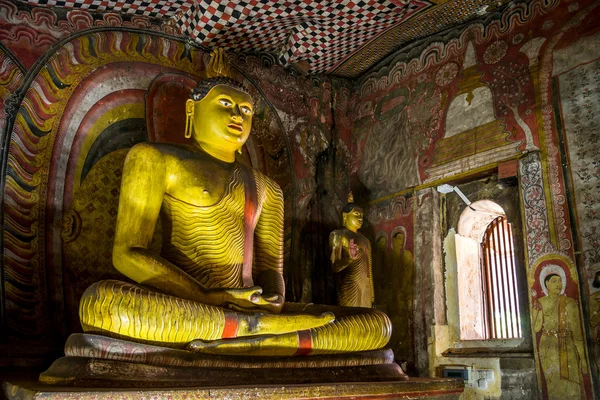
481 216 522 339
455 200 523 340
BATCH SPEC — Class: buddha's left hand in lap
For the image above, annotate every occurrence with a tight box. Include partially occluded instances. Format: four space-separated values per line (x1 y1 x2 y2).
226 292 284 314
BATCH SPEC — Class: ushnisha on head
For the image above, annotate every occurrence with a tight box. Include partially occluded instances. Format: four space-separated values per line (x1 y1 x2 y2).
342 192 364 233
184 49 254 163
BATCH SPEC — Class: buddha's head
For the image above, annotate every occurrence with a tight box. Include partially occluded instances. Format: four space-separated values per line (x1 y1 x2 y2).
342 192 363 232
544 273 562 296
393 231 405 250
376 236 387 251
185 77 254 159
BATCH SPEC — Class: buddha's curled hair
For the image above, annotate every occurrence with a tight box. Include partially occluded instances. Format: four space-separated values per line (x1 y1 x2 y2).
342 202 360 214
190 77 253 104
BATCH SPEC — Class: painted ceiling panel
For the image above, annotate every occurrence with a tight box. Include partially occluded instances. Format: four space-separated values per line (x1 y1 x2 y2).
173 0 432 73
15 0 511 76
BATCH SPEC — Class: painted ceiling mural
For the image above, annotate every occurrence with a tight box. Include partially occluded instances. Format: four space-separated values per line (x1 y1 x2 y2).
12 0 514 76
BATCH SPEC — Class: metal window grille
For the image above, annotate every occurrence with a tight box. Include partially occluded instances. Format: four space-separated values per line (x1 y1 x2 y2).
480 216 522 339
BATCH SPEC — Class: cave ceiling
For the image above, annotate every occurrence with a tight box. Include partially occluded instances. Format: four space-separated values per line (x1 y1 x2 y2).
15 0 514 77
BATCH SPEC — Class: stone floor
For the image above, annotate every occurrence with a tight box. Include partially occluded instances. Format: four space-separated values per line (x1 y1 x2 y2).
4 378 464 400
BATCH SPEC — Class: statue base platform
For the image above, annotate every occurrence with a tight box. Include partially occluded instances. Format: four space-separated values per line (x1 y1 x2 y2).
4 378 464 399
39 334 410 387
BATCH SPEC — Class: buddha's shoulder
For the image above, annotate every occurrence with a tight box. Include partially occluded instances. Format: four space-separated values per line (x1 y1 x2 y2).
128 143 216 170
129 142 195 157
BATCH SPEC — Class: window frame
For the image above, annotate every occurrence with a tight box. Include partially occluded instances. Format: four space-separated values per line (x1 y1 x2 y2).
441 177 533 355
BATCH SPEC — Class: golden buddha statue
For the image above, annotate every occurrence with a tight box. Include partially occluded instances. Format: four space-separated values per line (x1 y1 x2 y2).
329 193 374 308
77 50 391 357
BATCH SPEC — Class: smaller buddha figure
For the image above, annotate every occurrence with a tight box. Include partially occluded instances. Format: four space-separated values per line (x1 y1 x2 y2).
329 193 374 308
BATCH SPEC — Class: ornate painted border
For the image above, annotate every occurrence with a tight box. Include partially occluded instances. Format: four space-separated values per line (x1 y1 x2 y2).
0 29 204 338
356 0 559 97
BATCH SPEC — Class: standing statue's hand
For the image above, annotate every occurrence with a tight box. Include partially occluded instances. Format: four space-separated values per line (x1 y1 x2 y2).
348 238 359 259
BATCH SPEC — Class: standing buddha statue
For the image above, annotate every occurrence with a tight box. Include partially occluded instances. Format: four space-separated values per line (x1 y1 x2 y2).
329 193 374 308
76 50 391 357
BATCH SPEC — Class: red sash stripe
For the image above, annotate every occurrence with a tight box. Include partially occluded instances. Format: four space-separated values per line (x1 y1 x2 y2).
293 330 313 356
240 163 257 288
222 312 239 339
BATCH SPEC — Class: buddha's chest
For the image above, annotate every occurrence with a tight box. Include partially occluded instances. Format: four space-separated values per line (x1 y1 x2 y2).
166 160 239 207
160 168 246 234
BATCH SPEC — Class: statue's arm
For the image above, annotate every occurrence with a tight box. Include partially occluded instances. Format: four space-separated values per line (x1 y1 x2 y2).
532 297 543 333
112 144 205 300
112 144 255 308
252 175 285 313
330 231 351 273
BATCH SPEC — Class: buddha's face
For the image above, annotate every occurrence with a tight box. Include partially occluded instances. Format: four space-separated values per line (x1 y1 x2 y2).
187 84 253 152
545 275 562 295
343 208 363 232
393 233 405 249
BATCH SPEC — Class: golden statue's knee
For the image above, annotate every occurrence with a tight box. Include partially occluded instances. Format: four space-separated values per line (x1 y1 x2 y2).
78 280 128 332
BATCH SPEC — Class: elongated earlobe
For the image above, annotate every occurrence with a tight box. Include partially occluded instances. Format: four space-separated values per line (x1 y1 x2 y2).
184 113 193 139
185 99 195 139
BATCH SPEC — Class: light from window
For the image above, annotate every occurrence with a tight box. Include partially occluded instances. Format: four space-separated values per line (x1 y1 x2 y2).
481 215 522 339
455 200 523 340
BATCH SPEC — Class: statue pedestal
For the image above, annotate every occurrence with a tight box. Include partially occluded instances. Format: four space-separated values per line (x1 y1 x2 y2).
3 334 463 399
4 378 464 400
37 334 407 387
39 356 405 387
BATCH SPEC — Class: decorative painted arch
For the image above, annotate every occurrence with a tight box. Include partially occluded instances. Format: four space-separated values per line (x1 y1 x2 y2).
0 29 296 342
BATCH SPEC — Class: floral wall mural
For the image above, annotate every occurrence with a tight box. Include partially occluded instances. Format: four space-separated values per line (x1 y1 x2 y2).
349 0 599 397
551 29 600 387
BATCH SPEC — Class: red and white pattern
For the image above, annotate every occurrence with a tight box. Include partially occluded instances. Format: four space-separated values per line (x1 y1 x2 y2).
175 0 430 72
18 0 185 18
17 0 431 73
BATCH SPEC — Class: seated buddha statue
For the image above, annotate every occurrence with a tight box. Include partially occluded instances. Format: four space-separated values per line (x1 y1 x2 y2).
329 193 374 308
79 50 391 357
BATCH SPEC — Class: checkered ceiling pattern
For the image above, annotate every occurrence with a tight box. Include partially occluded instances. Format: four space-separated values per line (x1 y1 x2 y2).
174 0 431 72
19 0 185 18
17 0 433 74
